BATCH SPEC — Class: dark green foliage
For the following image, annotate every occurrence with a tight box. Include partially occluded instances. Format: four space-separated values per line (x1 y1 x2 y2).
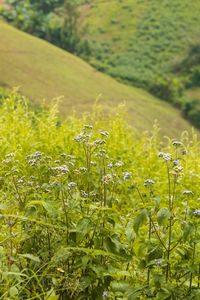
1 0 91 56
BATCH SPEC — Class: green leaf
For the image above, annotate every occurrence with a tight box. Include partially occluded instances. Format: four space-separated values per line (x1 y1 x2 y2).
154 196 161 211
42 201 58 217
80 276 91 290
126 286 145 300
46 297 59 300
111 280 129 293
152 273 163 289
9 286 18 297
104 236 117 253
19 253 40 262
81 255 90 271
76 217 92 242
133 209 147 234
157 207 170 226
183 224 194 242
126 222 136 243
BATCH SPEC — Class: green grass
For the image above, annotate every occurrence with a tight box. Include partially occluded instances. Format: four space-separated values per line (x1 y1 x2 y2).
81 0 200 87
0 20 195 137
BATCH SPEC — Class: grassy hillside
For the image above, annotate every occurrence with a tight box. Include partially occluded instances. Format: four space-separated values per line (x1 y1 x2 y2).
0 21 194 137
81 0 200 88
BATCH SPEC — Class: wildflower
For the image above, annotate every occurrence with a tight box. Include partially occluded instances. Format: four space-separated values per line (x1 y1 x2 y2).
35 185 40 189
144 179 155 186
100 131 109 137
163 153 171 161
57 267 64 273
158 152 164 157
66 155 75 160
73 133 84 142
68 182 77 189
103 291 108 298
175 165 183 172
182 149 187 155
172 141 182 147
84 125 93 130
182 220 187 225
155 259 162 268
54 160 60 164
51 181 58 186
115 161 123 167
52 166 69 174
11 232 18 237
107 163 113 168
173 160 179 166
99 149 106 154
80 167 87 172
183 191 193 195
123 172 132 180
28 159 36 166
5 153 15 158
81 190 87 198
102 174 112 184
18 179 24 183
99 140 106 144
194 210 200 216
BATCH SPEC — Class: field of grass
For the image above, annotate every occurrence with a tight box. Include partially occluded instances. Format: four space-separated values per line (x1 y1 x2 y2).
0 21 194 137
80 0 200 88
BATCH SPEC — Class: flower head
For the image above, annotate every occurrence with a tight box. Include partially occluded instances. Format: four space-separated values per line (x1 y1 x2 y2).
183 191 193 195
173 160 179 166
103 291 108 298
172 141 182 147
144 179 155 186
155 259 162 268
68 182 77 189
123 172 132 181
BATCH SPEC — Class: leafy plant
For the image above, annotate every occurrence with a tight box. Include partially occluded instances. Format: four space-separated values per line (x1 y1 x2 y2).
0 92 200 298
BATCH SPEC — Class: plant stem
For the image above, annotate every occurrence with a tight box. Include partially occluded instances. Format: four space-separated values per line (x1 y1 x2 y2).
189 228 197 294
147 209 151 284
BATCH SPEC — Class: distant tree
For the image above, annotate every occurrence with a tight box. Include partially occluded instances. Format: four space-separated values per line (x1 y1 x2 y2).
3 0 90 56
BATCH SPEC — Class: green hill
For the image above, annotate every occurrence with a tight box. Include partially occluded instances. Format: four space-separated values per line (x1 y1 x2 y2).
81 0 200 88
0 21 195 136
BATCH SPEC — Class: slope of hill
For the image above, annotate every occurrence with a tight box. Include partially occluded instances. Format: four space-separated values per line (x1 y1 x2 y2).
81 0 200 89
0 21 195 137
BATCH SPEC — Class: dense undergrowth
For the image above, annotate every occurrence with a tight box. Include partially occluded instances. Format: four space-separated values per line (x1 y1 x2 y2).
1 92 200 299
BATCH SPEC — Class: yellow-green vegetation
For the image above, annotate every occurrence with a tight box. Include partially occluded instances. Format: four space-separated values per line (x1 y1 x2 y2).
0 21 194 137
1 92 200 299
